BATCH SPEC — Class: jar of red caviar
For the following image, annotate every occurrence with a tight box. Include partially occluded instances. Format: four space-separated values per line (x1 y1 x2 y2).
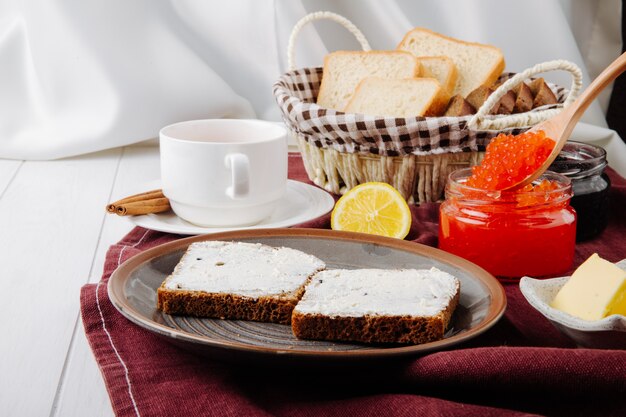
439 169 577 279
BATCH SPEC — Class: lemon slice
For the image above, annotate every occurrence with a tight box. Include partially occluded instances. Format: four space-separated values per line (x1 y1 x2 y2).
331 182 412 239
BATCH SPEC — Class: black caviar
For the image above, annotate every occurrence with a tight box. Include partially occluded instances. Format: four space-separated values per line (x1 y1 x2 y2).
549 141 610 241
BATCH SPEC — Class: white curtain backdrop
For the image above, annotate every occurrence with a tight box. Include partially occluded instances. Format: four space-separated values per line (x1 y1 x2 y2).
1 0 625 175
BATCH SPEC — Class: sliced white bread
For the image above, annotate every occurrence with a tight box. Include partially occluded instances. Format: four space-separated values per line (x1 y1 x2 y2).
397 28 505 97
316 51 421 111
417 56 458 95
344 77 449 117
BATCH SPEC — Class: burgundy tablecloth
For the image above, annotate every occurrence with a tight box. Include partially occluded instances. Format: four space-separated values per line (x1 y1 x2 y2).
81 153 626 417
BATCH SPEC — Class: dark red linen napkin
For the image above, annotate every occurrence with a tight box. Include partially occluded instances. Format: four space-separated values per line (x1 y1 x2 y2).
81 153 626 417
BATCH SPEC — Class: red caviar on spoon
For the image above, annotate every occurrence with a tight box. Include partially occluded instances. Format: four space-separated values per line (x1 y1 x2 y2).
466 130 555 191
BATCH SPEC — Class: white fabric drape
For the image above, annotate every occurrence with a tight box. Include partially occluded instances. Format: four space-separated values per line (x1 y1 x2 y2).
1 0 625 175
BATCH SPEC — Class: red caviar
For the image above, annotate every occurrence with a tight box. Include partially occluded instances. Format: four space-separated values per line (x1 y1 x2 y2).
467 131 555 190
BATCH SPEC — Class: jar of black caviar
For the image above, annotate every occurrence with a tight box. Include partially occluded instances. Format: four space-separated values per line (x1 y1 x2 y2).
549 141 610 241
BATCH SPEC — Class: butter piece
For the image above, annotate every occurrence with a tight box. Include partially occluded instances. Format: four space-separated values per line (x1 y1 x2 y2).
550 253 626 321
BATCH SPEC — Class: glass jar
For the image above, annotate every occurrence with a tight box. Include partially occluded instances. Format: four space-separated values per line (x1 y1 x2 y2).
438 169 577 279
548 141 610 241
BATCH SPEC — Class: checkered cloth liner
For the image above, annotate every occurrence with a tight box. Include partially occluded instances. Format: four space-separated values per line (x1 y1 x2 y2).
273 68 568 157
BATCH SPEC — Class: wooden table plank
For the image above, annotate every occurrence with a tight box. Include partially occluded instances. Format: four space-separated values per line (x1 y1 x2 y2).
0 160 23 195
88 145 161 284
0 149 121 417
54 145 160 417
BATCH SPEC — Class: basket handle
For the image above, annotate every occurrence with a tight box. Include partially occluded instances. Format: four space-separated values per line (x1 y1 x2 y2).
287 11 371 71
467 60 583 130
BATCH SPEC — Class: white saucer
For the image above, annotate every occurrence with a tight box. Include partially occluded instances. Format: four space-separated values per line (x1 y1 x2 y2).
126 180 335 235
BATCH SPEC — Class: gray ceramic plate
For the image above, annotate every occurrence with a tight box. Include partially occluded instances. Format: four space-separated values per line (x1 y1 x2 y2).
108 229 506 361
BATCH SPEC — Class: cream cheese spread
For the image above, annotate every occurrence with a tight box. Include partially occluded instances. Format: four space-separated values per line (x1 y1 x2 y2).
164 241 326 298
294 267 460 317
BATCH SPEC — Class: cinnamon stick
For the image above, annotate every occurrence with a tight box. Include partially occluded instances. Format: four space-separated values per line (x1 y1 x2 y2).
115 197 171 216
106 189 171 216
106 189 165 212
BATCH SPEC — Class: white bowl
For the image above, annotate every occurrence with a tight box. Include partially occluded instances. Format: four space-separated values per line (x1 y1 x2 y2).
519 259 626 349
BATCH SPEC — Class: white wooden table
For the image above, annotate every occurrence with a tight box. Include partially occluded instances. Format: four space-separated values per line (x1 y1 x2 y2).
0 144 164 417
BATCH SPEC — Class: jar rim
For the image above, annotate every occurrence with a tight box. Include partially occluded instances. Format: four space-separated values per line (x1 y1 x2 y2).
448 168 572 194
446 168 573 207
549 141 607 179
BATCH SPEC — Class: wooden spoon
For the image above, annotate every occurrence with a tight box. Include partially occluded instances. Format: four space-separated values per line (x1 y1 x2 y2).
503 51 626 190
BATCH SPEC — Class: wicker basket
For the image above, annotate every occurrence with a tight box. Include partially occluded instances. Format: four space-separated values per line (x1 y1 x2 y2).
273 11 583 203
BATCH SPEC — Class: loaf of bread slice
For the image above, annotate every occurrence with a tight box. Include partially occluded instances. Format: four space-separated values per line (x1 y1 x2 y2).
417 56 458 95
444 94 476 117
344 77 449 117
157 241 326 324
292 267 460 345
464 84 516 115
529 78 558 107
513 82 534 113
397 28 505 97
492 89 516 115
316 51 421 111
465 85 493 113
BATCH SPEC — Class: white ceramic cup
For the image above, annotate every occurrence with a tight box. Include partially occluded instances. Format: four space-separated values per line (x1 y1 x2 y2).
159 119 288 227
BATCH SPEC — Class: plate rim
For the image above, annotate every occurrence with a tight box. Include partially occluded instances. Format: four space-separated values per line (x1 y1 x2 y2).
108 228 507 358
128 179 335 235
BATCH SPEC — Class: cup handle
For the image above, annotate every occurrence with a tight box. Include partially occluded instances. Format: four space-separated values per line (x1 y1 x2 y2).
225 153 250 199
